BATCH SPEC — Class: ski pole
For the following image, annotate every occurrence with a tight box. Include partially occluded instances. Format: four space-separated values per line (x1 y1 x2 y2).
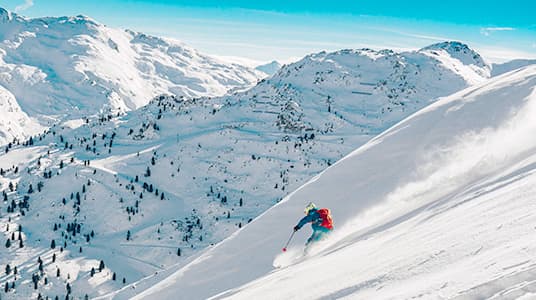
282 231 295 252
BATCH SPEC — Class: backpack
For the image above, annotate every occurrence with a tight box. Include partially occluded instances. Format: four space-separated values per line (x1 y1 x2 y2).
317 208 333 230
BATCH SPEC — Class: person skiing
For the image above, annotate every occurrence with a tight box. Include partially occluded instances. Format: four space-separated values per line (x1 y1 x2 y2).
293 202 333 248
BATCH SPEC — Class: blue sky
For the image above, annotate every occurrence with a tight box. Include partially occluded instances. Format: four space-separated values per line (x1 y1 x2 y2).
2 0 535 63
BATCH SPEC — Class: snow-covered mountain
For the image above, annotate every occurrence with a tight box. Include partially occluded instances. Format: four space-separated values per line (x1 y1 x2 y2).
0 7 262 125
0 40 500 299
0 85 44 145
492 59 536 76
255 60 282 76
221 41 491 137
129 64 536 300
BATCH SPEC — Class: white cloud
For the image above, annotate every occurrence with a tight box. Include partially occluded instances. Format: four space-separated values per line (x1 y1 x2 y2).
480 27 515 36
15 0 34 12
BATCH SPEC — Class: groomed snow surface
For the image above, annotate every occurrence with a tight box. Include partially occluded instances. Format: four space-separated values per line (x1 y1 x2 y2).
127 66 536 300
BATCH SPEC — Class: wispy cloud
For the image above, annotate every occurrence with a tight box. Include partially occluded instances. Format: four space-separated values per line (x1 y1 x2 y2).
480 27 515 36
15 0 34 12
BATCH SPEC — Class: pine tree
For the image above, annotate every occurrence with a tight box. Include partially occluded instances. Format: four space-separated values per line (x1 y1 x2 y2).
51 239 56 249
90 267 95 277
126 230 131 241
99 260 105 272
112 272 116 281
5 238 11 248
5 264 11 275
177 248 181 256
145 166 151 177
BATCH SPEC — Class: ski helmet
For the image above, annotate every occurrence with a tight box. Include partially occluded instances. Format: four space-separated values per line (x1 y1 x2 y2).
304 202 316 215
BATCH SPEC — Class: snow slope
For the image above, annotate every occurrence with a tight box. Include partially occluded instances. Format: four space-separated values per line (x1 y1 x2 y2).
131 65 536 299
0 41 502 299
0 84 43 145
492 59 536 76
0 7 262 123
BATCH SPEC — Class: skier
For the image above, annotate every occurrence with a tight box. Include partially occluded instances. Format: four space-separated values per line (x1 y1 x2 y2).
293 202 333 249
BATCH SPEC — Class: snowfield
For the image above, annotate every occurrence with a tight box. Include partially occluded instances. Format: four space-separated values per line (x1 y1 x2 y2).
128 66 536 299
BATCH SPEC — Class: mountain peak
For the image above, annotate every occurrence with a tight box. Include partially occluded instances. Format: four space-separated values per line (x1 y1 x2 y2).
420 41 488 68
255 60 282 76
41 14 100 27
0 7 12 22
422 41 471 51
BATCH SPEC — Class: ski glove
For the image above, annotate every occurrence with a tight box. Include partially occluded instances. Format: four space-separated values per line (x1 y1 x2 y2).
293 226 299 232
